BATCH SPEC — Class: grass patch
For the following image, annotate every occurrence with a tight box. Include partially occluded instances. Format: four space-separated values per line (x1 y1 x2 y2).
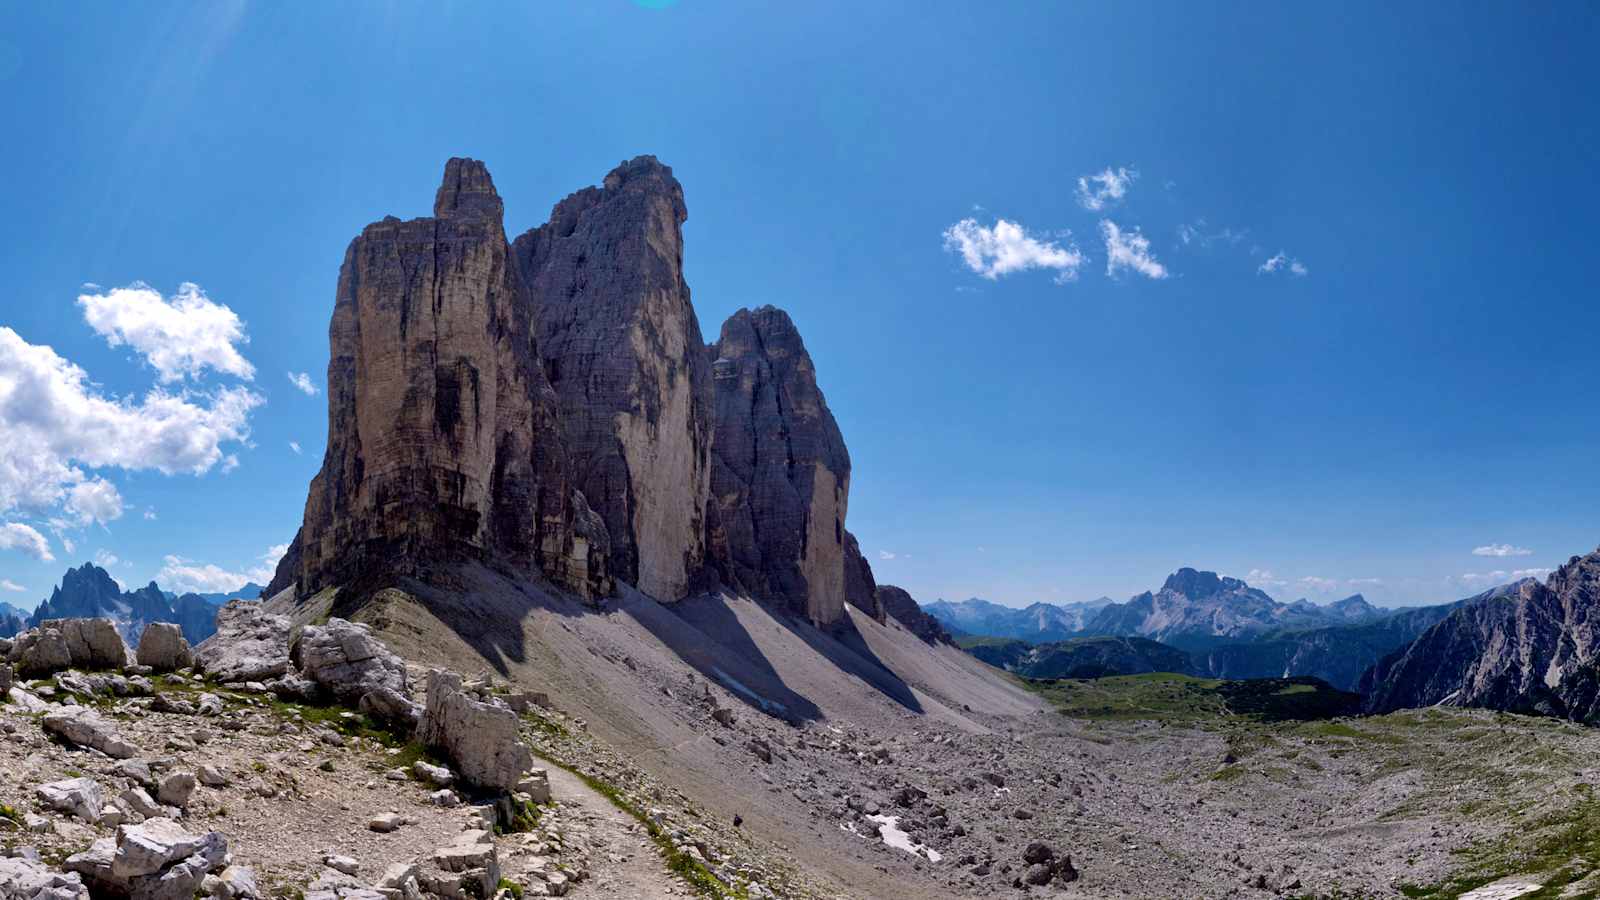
495 880 524 900
496 795 543 835
1399 794 1600 899
0 802 21 826
1024 672 1360 725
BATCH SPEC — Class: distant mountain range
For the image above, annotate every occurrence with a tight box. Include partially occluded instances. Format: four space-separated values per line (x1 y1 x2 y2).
163 583 266 607
922 596 1113 642
0 601 26 638
930 567 1476 691
0 564 263 645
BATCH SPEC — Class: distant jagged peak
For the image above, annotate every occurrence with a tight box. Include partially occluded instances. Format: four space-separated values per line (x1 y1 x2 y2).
1160 567 1251 599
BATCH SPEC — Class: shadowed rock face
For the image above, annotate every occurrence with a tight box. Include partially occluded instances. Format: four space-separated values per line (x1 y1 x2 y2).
704 306 851 625
274 158 609 600
513 156 713 603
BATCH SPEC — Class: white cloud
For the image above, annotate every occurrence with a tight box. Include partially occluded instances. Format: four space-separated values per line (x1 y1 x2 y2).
65 477 124 526
94 548 119 568
78 282 255 382
1347 577 1384 587
878 550 897 561
157 543 285 594
1298 576 1340 593
1245 568 1287 588
143 508 157 521
1258 251 1308 277
1076 166 1137 211
942 218 1085 283
1177 221 1249 249
1473 543 1533 558
1460 567 1553 586
288 441 302 455
286 371 319 396
62 537 75 555
1101 221 1168 280
0 522 53 561
0 325 262 528
221 454 241 474
0 579 23 592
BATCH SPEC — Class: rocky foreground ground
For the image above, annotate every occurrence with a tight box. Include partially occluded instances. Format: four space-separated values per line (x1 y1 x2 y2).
8 608 1600 900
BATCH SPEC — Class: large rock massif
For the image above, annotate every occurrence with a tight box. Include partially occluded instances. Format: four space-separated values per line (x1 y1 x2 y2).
270 157 908 629
1363 549 1600 718
1083 569 1384 650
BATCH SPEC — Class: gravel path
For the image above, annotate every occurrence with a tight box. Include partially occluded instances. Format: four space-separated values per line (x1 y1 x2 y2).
541 758 689 898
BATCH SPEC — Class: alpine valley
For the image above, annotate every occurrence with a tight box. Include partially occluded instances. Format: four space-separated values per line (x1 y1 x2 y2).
6 156 1600 900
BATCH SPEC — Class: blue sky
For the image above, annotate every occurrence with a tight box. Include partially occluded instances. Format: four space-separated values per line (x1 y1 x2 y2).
1 2 1596 611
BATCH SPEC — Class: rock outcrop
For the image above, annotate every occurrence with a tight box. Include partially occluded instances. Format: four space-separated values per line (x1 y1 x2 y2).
66 818 228 900
270 158 609 603
875 585 954 645
1362 551 1600 717
0 857 91 900
136 623 193 673
514 156 713 602
292 618 418 725
193 602 289 683
703 306 852 624
419 669 533 791
9 618 131 676
42 707 140 758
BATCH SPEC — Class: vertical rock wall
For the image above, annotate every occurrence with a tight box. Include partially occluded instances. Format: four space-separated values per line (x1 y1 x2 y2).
704 307 851 625
513 157 713 602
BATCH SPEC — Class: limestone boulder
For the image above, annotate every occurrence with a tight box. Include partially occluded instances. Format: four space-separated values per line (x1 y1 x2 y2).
419 669 532 791
193 602 289 683
36 776 106 821
42 707 140 758
0 856 91 900
10 618 130 676
136 623 193 673
291 618 408 705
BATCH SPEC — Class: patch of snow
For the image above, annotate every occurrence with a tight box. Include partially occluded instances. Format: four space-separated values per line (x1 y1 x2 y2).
1458 876 1543 900
711 666 787 715
866 814 943 863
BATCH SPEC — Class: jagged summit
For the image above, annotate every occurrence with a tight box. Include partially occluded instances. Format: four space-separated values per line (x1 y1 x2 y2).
433 157 504 220
270 156 896 629
1160 568 1235 598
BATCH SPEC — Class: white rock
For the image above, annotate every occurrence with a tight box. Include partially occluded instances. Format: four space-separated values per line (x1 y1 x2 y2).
36 776 105 822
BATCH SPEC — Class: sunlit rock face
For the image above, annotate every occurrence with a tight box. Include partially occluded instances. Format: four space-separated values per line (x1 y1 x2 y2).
274 159 609 601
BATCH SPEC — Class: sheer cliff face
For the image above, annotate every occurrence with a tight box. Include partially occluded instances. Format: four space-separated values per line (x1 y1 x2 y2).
704 307 851 625
513 157 712 603
283 159 609 600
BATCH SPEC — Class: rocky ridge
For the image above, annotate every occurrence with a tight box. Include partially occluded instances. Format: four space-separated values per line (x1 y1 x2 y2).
1362 548 1600 718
